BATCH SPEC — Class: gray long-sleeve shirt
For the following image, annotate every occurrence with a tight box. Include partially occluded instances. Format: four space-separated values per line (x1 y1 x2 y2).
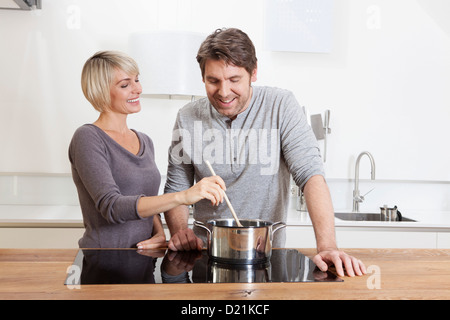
69 124 161 248
164 86 324 246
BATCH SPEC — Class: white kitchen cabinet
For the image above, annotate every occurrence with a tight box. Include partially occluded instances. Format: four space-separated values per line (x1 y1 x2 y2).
0 228 84 248
437 232 450 249
285 226 442 249
1 225 449 249
285 226 317 248
334 228 437 249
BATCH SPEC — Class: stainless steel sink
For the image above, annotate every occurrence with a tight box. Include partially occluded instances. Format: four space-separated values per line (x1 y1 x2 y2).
335 212 416 222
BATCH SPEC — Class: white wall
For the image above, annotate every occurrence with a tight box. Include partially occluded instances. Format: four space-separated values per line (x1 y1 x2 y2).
1 0 449 182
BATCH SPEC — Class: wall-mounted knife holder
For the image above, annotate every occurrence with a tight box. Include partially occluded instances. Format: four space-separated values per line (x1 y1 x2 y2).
310 110 331 162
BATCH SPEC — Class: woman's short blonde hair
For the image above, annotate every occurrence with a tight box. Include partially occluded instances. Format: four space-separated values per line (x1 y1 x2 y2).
81 51 140 112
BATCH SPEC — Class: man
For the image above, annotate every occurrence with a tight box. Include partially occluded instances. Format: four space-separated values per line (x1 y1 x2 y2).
164 28 366 277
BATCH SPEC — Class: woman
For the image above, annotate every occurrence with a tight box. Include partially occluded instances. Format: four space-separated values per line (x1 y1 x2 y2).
69 51 225 249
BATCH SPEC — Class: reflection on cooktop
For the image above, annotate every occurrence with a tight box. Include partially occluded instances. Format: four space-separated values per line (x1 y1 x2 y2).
65 249 342 286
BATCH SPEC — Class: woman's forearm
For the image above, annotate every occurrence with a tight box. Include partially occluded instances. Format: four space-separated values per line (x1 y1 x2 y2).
137 192 186 219
137 176 225 219
152 214 165 237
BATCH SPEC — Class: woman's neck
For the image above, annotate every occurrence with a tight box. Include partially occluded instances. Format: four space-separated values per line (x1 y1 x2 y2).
94 112 129 135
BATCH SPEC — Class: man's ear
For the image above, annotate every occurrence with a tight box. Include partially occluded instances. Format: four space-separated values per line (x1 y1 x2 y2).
251 63 258 82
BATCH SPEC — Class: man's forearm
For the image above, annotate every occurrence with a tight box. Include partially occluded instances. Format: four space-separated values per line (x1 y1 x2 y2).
152 214 165 236
303 175 338 252
164 205 189 236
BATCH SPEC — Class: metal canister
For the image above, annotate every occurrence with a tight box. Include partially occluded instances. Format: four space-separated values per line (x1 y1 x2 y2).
380 205 402 221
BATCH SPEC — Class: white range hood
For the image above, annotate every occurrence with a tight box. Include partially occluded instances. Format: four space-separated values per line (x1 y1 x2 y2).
0 0 41 10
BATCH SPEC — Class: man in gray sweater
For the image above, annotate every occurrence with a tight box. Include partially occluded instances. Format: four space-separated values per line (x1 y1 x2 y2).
164 28 366 277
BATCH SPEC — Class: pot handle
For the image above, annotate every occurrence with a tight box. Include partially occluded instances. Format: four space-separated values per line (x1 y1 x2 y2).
272 221 286 234
193 220 211 239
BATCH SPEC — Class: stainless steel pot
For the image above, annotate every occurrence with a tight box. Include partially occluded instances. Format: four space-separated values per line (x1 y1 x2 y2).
193 219 286 264
380 205 402 221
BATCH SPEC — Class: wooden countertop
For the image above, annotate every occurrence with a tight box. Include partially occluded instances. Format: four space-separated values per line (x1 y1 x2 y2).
0 248 449 300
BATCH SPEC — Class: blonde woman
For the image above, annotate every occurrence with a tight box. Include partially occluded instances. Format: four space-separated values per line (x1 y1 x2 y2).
69 51 225 249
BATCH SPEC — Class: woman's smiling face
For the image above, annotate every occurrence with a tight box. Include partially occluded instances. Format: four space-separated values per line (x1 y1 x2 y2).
109 68 142 115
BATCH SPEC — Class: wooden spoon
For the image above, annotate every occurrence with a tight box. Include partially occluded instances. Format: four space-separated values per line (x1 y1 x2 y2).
205 160 243 227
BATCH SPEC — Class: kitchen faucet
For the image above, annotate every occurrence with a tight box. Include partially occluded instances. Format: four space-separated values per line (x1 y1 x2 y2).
352 151 376 212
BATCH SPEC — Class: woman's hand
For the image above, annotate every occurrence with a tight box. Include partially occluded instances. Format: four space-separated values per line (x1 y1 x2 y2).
136 214 166 250
137 234 166 250
136 176 226 219
181 176 226 206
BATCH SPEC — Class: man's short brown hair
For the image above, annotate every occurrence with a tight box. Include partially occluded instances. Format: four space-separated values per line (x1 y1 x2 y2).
196 28 257 78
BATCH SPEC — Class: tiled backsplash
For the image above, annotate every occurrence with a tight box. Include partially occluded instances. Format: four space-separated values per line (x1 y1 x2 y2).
1 173 449 214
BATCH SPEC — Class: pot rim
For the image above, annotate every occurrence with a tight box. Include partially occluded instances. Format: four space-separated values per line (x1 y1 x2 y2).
205 218 283 228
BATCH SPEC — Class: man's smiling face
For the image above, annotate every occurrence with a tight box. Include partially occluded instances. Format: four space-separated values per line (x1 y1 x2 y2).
203 59 257 120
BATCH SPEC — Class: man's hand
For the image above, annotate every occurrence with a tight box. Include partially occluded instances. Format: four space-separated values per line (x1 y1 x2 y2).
313 249 367 277
168 228 203 251
162 250 203 276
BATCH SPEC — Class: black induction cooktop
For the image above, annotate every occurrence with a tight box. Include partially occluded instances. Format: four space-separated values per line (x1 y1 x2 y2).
64 248 342 286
